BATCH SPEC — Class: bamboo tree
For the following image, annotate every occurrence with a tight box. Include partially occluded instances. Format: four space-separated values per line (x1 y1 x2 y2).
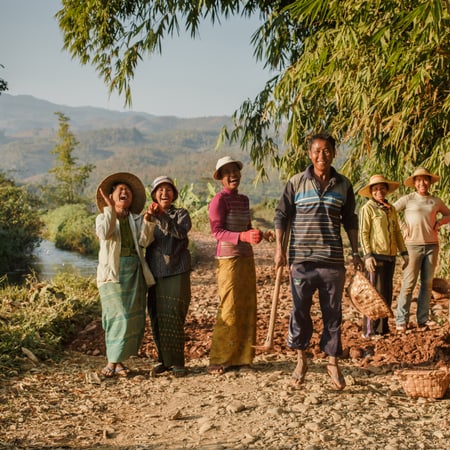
49 112 94 205
56 1 450 180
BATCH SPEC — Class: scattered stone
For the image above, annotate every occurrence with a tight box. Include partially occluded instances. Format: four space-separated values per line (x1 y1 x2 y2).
102 427 115 439
198 421 214 434
84 371 101 385
170 409 182 420
266 406 283 416
226 400 245 413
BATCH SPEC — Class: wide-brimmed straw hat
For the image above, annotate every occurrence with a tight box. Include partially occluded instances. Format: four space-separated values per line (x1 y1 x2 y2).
404 167 440 188
358 174 400 198
213 156 243 180
96 172 146 214
150 175 178 201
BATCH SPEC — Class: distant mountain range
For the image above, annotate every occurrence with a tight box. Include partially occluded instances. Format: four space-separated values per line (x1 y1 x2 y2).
0 94 283 203
0 94 230 134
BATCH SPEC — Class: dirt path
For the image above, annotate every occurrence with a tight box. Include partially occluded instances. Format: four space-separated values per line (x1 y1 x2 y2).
1 232 449 449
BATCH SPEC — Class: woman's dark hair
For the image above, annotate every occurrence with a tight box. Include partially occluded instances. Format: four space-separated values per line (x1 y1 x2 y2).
110 181 131 195
370 182 389 192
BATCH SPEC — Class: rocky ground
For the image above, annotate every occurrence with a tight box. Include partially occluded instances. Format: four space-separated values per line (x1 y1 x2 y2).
1 232 449 450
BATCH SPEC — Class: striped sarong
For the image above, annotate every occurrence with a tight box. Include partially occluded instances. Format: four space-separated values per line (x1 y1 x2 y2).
209 256 257 367
148 272 191 367
99 255 147 362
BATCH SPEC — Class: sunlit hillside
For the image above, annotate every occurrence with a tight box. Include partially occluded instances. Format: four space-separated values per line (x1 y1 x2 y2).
0 94 285 204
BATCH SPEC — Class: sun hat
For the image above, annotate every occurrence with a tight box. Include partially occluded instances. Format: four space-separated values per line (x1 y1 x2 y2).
213 156 243 180
96 172 146 214
150 175 178 201
358 174 400 198
404 167 440 188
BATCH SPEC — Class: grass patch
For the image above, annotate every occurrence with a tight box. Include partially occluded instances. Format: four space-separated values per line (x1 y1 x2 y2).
0 272 100 376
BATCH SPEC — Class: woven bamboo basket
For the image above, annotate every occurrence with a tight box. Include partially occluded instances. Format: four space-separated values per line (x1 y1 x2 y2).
432 277 449 294
395 367 450 399
347 271 393 320
432 278 449 300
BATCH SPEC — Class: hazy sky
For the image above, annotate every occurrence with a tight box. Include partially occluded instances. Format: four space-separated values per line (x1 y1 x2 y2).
1 0 271 118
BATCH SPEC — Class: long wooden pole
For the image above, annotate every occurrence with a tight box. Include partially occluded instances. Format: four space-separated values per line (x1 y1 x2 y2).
254 222 290 351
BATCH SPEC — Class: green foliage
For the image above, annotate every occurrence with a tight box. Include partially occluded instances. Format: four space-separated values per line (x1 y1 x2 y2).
41 204 98 255
56 0 272 105
56 0 450 183
0 173 43 273
49 112 95 205
0 273 99 375
175 181 217 232
437 226 450 278
56 0 450 273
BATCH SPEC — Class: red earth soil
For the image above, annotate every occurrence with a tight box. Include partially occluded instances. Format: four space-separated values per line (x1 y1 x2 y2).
67 232 450 370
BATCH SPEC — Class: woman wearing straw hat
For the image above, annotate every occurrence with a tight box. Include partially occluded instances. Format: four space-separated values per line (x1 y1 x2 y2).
145 176 192 378
96 172 157 377
207 156 263 375
393 167 450 332
358 174 409 337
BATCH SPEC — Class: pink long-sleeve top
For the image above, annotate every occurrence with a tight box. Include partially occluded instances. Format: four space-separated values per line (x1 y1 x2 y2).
208 188 254 258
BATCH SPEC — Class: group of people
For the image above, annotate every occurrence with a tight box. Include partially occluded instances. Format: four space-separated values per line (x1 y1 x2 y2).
95 155 269 379
274 133 450 390
96 173 191 378
94 134 450 392
358 168 450 336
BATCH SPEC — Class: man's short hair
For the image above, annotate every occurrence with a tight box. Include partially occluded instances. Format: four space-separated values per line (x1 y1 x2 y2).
308 132 336 152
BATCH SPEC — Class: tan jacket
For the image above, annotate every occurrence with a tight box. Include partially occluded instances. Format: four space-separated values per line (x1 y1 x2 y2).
96 206 156 287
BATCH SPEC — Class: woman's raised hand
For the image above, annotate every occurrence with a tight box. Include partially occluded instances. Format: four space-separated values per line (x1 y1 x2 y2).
99 187 113 208
144 202 161 221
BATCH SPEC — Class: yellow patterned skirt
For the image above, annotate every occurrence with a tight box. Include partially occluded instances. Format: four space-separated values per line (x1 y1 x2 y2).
209 256 257 367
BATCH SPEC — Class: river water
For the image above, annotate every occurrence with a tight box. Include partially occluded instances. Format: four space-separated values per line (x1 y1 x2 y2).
30 240 98 281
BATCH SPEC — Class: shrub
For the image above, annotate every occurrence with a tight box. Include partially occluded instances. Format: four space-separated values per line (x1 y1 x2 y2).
41 204 98 255
0 174 43 273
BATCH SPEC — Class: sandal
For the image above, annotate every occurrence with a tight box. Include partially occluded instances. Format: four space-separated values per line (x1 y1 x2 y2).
417 320 438 331
291 363 308 387
115 365 131 377
173 367 188 378
326 363 346 390
207 365 225 375
101 366 115 378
